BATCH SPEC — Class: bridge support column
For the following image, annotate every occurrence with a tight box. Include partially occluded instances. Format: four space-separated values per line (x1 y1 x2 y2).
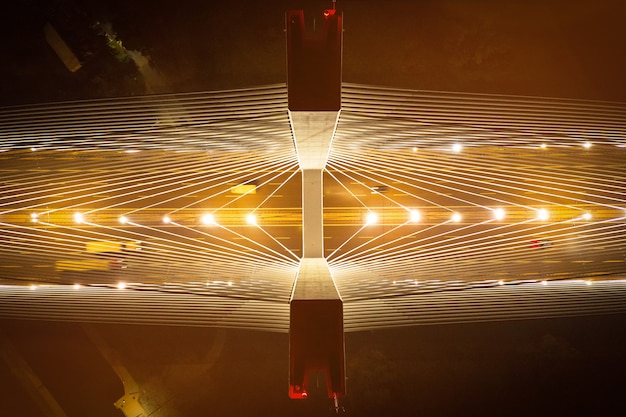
286 7 345 400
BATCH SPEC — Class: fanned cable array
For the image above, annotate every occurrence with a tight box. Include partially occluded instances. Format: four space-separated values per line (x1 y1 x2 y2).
1 278 624 333
344 280 626 331
0 85 300 302
328 83 626 302
0 84 292 152
0 284 289 332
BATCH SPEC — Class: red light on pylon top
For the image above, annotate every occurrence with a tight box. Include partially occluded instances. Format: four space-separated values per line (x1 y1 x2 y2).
290 385 308 399
323 9 335 17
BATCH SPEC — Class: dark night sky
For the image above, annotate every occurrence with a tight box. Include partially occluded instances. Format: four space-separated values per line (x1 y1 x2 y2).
1 1 626 416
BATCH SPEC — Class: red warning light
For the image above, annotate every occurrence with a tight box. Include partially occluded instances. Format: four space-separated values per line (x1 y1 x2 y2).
289 384 309 399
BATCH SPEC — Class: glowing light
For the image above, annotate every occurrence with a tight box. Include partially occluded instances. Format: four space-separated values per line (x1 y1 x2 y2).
119 215 129 224
117 282 127 290
228 281 233 287
451 212 462 222
581 212 592 221
409 209 421 223
201 213 216 225
124 149 140 153
536 208 549 221
246 213 257 226
74 212 85 224
30 147 37 152
583 141 592 149
30 284 37 290
540 143 547 149
31 213 39 223
541 280 548 286
493 208 506 221
162 215 171 224
73 283 81 290
232 183 257 195
365 212 378 225
585 280 593 286
498 280 504 286
451 143 463 153
412 147 418 152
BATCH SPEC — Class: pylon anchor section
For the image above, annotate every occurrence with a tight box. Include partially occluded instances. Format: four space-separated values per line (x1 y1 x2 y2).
289 258 345 400
290 111 339 170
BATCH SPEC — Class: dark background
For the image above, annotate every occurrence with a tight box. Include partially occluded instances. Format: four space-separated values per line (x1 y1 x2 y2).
3 315 626 416
2 0 626 106
1 1 626 416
